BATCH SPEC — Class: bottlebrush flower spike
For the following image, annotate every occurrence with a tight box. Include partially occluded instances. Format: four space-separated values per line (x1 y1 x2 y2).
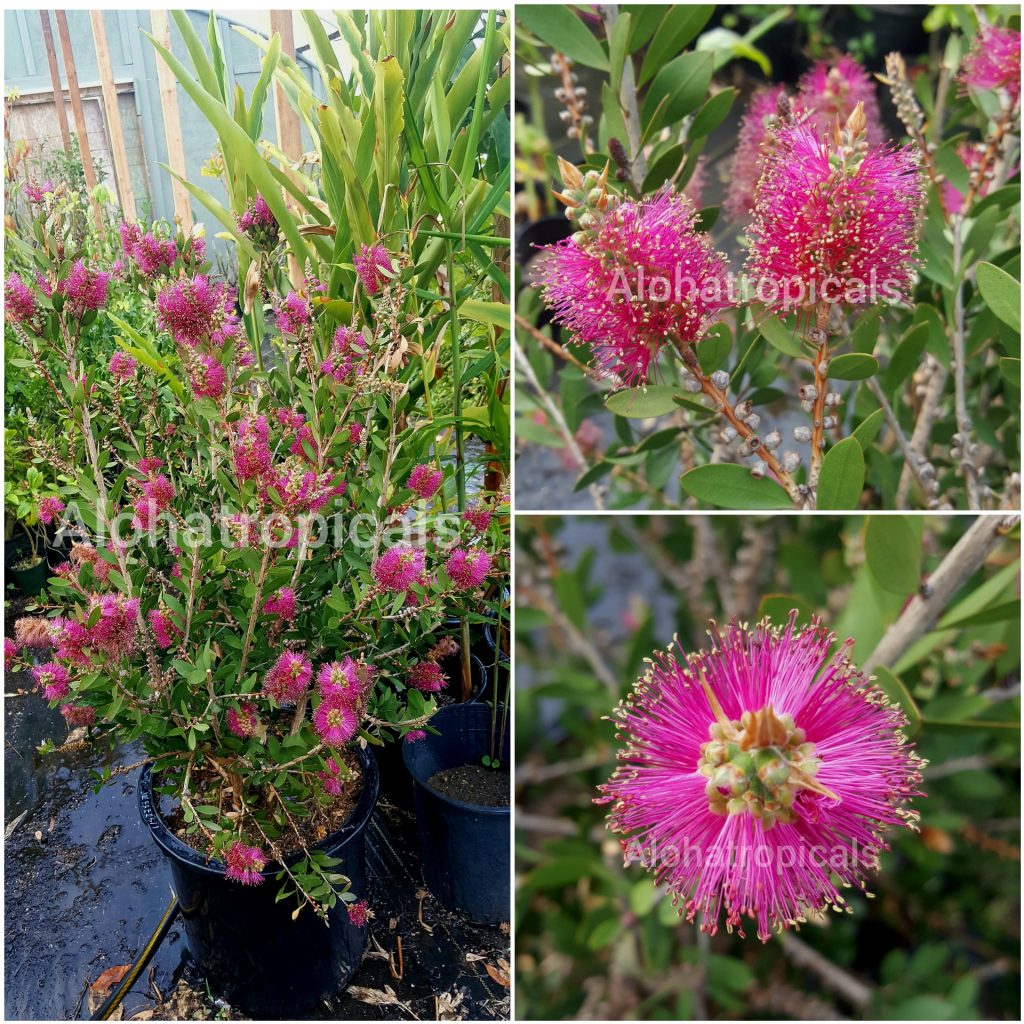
747 107 924 313
597 613 924 941
536 188 734 384
724 86 788 221
408 464 443 500
796 55 883 144
958 24 1022 103
109 351 137 380
5 274 37 325
353 244 394 296
314 694 359 746
224 841 266 886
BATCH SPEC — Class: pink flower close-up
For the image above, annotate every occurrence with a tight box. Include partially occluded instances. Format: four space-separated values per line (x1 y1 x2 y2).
264 651 313 704
353 243 394 296
407 661 448 693
408 463 443 500
597 614 924 941
536 189 734 384
38 497 65 525
446 547 491 590
959 24 1021 102
5 274 37 324
224 841 267 886
109 351 138 380
372 544 426 592
313 694 359 746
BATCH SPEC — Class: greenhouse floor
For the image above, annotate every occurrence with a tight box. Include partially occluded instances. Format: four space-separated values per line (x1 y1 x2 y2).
4 676 510 1021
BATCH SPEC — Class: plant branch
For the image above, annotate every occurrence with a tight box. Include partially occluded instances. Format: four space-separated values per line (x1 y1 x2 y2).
863 514 1019 673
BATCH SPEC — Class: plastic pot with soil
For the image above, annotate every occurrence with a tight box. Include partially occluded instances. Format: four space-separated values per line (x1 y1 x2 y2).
377 653 490 807
403 702 510 925
138 745 380 1018
6 540 49 596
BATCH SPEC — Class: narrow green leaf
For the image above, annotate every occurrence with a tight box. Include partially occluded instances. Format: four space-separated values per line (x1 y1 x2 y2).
606 386 680 419
851 408 886 449
1000 356 1021 388
756 310 806 358
641 52 713 133
976 261 1021 332
689 87 737 139
516 5 610 70
829 353 879 380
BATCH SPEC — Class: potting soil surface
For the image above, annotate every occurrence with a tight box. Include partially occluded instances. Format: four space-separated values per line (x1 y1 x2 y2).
4 677 510 1021
428 766 510 808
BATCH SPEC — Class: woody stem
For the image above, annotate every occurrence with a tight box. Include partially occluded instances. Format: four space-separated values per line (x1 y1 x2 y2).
676 342 801 505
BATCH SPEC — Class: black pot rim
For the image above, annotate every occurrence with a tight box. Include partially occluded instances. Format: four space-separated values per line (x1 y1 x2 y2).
138 743 380 881
402 703 510 817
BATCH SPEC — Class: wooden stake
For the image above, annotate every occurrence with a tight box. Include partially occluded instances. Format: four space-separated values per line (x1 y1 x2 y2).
89 10 136 221
149 10 193 230
54 10 103 231
39 11 71 153
269 10 303 285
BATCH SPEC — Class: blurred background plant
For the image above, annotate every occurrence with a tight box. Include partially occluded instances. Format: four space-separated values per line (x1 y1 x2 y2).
515 513 1020 1020
514 4 1020 512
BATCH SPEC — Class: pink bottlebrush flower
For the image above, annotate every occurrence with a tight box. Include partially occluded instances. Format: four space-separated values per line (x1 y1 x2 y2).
89 595 141 657
597 614 924 942
318 756 345 797
404 730 426 744
317 658 369 704
59 261 110 316
262 587 297 622
407 661 447 693
348 422 365 444
408 464 443 500
536 189 735 384
463 502 493 532
232 415 272 482
353 244 394 296
224 841 266 885
959 24 1021 103
5 274 37 324
313 694 359 746
5 637 21 671
446 547 491 590
747 120 924 313
263 463 344 515
187 235 206 264
723 86 788 221
137 457 164 475
320 325 367 383
121 223 177 277
796 55 883 144
237 194 278 248
276 408 305 431
372 544 426 592
276 291 312 336
109 351 138 380
157 275 238 347
23 179 55 203
144 475 176 508
52 618 91 666
34 662 71 702
38 497 65 525
289 423 318 462
264 651 313 704
147 609 180 650
940 142 1017 214
60 703 96 727
190 353 227 399
346 899 370 927
226 702 261 739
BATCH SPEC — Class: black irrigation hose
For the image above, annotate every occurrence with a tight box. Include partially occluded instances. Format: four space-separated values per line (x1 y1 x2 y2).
91 895 180 1021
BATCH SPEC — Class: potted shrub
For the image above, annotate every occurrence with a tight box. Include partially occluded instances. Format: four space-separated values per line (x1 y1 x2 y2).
4 463 61 597
4 173 505 1014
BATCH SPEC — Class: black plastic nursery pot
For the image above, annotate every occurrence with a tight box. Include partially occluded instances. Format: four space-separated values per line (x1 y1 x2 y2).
377 653 490 807
403 702 510 926
9 555 48 597
138 745 379 1018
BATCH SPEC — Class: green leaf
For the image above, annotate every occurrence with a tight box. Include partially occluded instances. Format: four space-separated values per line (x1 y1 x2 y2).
460 299 509 329
848 310 881 354
637 5 714 86
756 594 815 627
605 386 680 418
1000 357 1021 388
816 437 865 510
872 666 921 735
680 464 793 509
688 87 737 139
938 597 1020 631
865 516 921 596
976 261 1021 332
885 323 929 393
829 353 879 381
516 6 609 70
641 51 714 134
755 310 805 358
851 408 886 449
697 323 731 373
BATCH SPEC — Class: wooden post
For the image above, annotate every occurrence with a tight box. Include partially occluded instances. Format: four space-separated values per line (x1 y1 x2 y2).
269 10 303 167
149 10 193 231
39 12 71 153
269 10 303 286
53 10 103 231
89 10 136 222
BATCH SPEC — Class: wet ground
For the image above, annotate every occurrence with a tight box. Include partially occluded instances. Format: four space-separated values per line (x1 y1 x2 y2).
4 673 510 1021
